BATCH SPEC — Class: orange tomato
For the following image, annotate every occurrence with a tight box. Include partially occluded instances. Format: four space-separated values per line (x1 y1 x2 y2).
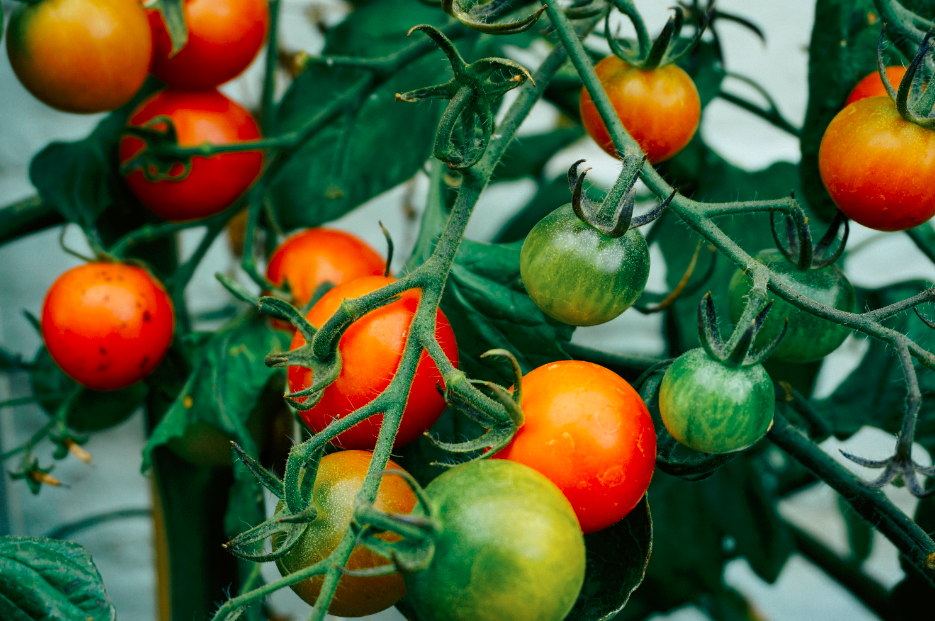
845 66 907 105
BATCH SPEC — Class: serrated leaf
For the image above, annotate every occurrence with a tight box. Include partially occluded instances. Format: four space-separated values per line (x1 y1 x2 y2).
269 0 455 230
439 239 574 383
567 496 652 620
0 536 115 621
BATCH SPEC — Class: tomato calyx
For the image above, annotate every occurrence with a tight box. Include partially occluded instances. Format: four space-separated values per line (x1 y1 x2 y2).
568 158 673 238
875 26 935 128
120 116 193 183
699 292 786 368
606 1 712 70
770 209 849 272
440 0 546 35
396 25 533 170
144 0 188 56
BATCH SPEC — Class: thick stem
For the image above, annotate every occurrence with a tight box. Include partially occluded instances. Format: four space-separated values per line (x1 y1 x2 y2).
0 196 65 246
260 0 281 134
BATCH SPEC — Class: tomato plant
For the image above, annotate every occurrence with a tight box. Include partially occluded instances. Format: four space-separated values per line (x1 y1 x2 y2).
266 227 386 310
819 96 935 231
40 263 174 391
287 276 458 449
401 459 585 621
580 56 700 163
845 66 907 105
147 0 269 88
728 250 855 363
274 450 416 617
119 88 264 222
494 360 655 533
5 0 152 113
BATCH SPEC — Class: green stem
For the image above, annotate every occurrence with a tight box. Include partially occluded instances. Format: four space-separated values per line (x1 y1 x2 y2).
768 414 935 587
0 196 64 247
260 0 281 134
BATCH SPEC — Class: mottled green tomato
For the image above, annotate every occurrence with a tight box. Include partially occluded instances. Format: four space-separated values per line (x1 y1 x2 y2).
520 204 649 326
728 250 855 363
406 459 586 621
659 348 774 454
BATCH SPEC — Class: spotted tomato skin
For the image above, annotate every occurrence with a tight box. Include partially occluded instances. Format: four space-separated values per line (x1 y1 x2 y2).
728 250 855 363
41 263 174 391
405 460 586 621
520 205 650 327
659 348 774 454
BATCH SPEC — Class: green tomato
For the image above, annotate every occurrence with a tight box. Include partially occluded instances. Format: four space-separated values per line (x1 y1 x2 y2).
406 459 586 621
728 250 855 363
520 204 650 326
658 348 774 454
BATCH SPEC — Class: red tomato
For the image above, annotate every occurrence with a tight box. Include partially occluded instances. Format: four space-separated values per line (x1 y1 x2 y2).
148 0 269 88
266 228 387 309
119 89 264 222
845 66 907 105
6 0 152 113
819 96 935 231
579 56 700 163
41 263 174 391
493 360 656 534
287 276 458 450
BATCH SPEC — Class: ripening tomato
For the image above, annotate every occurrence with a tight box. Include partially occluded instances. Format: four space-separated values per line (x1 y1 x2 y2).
494 360 655 534
119 89 264 222
6 0 152 113
287 276 458 450
845 66 907 105
41 263 174 391
274 450 416 617
148 0 269 88
580 56 700 163
266 228 387 309
819 96 935 231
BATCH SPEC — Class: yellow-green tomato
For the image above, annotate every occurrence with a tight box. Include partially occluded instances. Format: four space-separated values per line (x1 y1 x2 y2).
520 205 650 326
405 459 586 621
658 348 774 454
274 451 416 618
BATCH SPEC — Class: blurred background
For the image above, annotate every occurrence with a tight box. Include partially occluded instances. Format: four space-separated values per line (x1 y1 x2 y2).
1 0 932 619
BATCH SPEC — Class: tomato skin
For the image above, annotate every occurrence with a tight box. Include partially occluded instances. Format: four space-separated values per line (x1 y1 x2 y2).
728 250 855 363
287 276 458 450
274 450 416 617
659 348 774 454
41 263 174 392
148 0 269 88
266 228 386 309
520 204 649 326
845 66 907 105
493 360 654 533
819 96 935 231
6 0 152 113
119 89 264 222
405 459 586 621
579 56 700 163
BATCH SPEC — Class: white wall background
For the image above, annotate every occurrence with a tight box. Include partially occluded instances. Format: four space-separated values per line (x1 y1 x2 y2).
0 1 931 620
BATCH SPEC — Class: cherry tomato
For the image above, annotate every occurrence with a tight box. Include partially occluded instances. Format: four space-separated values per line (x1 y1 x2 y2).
274 450 416 617
520 204 649 326
266 228 386 309
405 459 586 621
41 263 174 391
287 276 458 450
6 0 152 113
818 96 935 231
579 56 700 163
119 89 264 222
493 360 655 534
845 66 907 105
659 348 774 454
148 0 269 89
728 250 855 363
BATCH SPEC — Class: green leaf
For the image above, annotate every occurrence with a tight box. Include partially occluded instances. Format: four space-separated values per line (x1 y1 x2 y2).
799 0 900 221
678 38 726 111
439 239 574 383
567 496 652 621
142 311 289 470
493 127 583 181
145 0 188 56
0 536 115 621
269 0 455 231
29 347 147 432
838 496 874 563
493 175 569 243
